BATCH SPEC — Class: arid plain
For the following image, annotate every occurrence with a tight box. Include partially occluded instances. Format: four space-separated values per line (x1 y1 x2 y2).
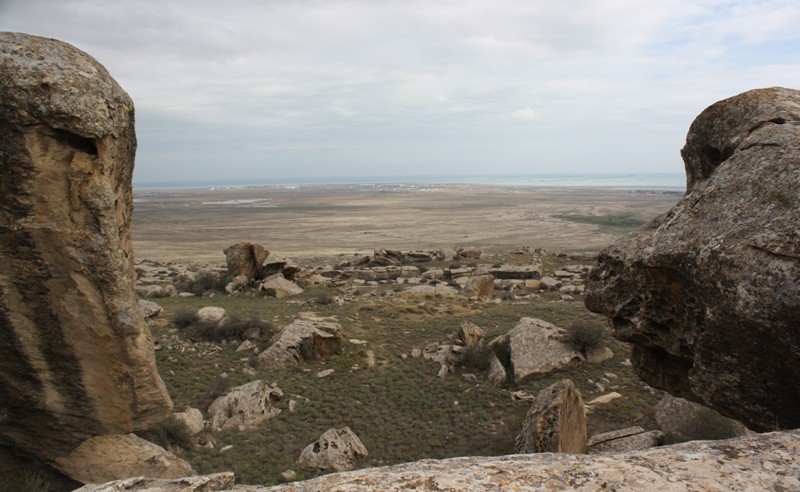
132 184 683 264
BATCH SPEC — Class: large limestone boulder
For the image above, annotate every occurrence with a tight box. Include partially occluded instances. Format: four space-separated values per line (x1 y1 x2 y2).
223 242 268 282
262 431 800 491
297 427 368 472
462 274 495 300
490 317 584 383
654 394 749 444
258 320 344 369
0 32 171 461
515 379 587 454
585 88 800 431
53 434 194 485
207 380 283 431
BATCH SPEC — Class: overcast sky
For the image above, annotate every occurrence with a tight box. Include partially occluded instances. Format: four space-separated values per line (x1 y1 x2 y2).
1 0 799 184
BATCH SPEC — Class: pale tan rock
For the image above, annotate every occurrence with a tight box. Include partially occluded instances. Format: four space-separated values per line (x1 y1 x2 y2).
258 274 304 298
486 351 507 386
138 299 163 319
587 426 664 454
462 274 495 300
458 321 484 346
655 394 749 443
207 380 283 431
54 434 194 484
197 306 226 324
73 472 234 492
0 32 171 461
587 392 623 406
586 346 614 364
170 408 204 436
259 431 800 491
515 379 587 454
258 320 343 369
297 427 368 472
491 318 585 383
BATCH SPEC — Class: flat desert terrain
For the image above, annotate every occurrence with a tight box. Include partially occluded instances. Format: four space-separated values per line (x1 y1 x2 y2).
132 184 683 264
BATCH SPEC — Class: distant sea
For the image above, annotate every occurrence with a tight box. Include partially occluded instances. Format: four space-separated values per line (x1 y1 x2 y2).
134 172 685 191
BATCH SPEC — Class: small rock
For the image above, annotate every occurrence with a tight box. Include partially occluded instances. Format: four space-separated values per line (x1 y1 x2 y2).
316 369 335 378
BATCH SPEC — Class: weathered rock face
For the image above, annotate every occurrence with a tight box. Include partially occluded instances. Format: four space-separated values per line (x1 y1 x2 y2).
297 427 368 472
586 426 664 454
515 379 587 454
223 242 268 282
585 87 800 432
73 472 235 492
262 431 800 491
207 380 283 431
0 32 171 460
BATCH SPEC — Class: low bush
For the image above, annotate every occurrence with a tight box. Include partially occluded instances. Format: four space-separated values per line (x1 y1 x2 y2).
563 320 604 354
181 315 274 343
198 376 232 411
0 470 49 492
174 272 228 296
172 309 198 328
460 345 495 372
136 416 194 451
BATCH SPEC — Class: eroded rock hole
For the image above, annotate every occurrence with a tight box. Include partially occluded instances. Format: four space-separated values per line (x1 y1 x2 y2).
52 128 97 156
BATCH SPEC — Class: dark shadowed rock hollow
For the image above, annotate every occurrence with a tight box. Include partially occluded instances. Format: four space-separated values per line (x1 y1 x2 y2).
585 87 800 432
0 32 172 461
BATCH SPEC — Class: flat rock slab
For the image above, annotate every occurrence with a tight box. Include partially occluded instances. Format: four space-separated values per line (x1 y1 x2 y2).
258 319 344 369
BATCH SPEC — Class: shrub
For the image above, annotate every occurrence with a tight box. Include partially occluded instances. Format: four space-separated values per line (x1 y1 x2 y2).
183 271 228 296
172 309 198 328
0 470 50 492
182 315 274 343
460 345 495 372
136 416 194 451
563 320 604 354
198 376 231 410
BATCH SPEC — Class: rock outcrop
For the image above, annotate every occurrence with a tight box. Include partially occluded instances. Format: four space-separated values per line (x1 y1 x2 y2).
515 379 587 454
0 32 171 462
224 242 268 282
297 427 368 472
258 320 344 369
266 430 800 491
490 318 584 383
585 87 800 431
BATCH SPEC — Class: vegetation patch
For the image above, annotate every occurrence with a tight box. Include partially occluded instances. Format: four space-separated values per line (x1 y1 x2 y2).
553 213 646 229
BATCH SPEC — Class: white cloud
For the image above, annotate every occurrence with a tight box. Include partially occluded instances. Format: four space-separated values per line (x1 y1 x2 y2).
1 0 798 182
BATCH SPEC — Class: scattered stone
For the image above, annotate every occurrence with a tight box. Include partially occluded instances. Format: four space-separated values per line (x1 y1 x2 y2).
281 469 297 481
197 306 226 324
486 352 508 386
53 434 194 485
259 273 304 298
298 427 368 472
515 379 587 454
316 369 335 378
138 299 163 319
587 426 665 454
224 274 250 294
585 346 614 364
365 350 376 368
349 338 368 345
220 445 234 453
463 275 495 300
539 277 560 289
410 348 423 359
236 340 257 353
458 247 482 259
587 392 623 406
259 320 344 369
207 380 283 431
